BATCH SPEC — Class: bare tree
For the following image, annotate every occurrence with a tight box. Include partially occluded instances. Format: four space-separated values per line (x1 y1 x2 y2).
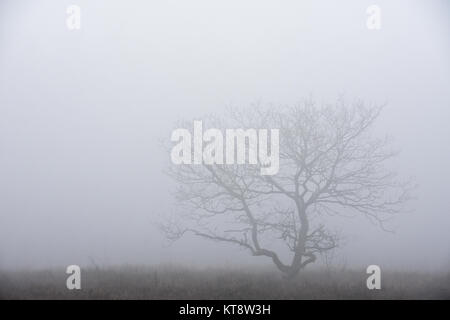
163 99 413 277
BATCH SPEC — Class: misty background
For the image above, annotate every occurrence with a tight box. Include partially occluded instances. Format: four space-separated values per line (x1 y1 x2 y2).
0 0 449 272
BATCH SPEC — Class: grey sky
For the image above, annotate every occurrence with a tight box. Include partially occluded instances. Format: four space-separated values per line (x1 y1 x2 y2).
0 0 449 271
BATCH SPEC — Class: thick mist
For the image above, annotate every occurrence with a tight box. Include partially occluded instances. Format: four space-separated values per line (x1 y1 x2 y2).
0 0 449 272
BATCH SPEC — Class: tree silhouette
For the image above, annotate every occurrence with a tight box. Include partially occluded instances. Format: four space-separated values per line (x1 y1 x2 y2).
164 99 413 277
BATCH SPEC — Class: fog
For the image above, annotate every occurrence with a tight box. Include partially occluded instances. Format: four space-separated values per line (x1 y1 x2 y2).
0 0 449 272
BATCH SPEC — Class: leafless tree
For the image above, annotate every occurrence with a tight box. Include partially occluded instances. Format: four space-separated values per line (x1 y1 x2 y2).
163 99 413 277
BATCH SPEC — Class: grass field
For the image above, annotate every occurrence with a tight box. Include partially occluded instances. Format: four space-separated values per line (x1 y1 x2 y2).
0 266 448 299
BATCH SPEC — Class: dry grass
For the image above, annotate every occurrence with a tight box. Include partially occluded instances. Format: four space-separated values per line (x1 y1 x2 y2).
0 266 448 299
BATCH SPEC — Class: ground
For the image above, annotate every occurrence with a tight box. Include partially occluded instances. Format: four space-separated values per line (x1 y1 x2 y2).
0 266 448 299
